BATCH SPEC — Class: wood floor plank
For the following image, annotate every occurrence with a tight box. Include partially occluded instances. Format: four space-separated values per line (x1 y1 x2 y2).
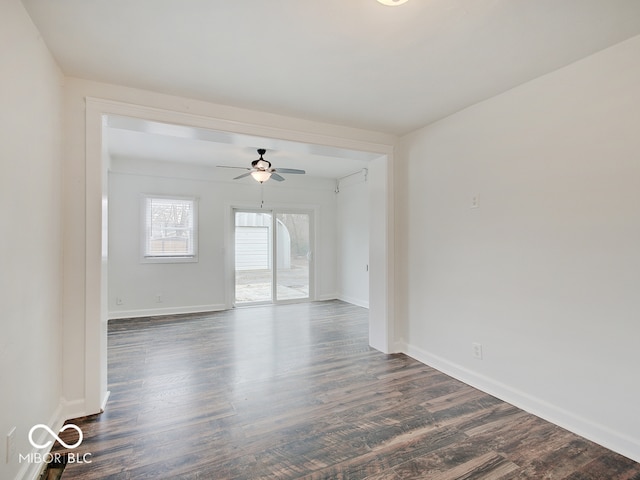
51 301 640 479
427 451 518 480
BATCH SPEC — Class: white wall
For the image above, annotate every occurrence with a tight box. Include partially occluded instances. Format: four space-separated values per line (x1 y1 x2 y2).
398 35 640 462
336 171 369 307
108 158 337 318
0 1 64 479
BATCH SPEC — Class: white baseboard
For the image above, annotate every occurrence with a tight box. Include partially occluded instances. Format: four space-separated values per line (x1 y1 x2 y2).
17 399 67 480
392 340 405 354
18 446 47 480
400 342 640 464
108 304 227 320
100 391 111 412
60 397 86 421
17 394 113 480
337 294 369 309
315 293 370 308
315 293 338 302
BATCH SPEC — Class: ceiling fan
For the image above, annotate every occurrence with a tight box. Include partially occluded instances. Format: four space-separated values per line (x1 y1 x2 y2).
217 149 306 183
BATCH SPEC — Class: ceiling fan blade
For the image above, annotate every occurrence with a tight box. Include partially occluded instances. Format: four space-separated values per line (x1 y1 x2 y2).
233 172 252 180
274 168 305 174
270 173 285 182
218 165 250 170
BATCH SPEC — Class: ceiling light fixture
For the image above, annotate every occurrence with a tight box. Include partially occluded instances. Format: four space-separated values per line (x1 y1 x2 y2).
377 0 408 5
250 170 272 183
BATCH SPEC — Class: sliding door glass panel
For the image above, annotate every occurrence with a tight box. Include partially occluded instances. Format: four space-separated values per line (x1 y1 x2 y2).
235 211 273 304
275 213 310 301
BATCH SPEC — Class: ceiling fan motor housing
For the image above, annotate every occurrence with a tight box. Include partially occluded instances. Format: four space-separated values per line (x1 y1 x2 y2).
252 149 271 170
252 159 271 170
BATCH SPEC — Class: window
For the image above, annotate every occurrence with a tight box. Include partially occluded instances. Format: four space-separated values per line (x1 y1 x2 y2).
142 195 197 262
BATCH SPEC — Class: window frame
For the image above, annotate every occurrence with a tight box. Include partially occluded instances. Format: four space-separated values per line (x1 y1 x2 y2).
140 194 199 264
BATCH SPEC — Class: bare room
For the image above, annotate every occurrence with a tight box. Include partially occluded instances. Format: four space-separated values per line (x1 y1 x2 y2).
3 1 640 479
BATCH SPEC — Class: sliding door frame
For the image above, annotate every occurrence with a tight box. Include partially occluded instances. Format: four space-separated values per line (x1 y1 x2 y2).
273 208 314 305
230 205 315 307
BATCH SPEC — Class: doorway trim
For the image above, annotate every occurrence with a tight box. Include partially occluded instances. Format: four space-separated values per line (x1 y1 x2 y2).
84 97 395 415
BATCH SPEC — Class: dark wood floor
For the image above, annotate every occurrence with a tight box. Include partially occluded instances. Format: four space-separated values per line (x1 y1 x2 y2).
56 301 640 479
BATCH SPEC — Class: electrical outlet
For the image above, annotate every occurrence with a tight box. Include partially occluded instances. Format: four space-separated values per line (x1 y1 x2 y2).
156 294 162 303
472 342 483 360
6 427 16 464
116 297 123 305
471 195 479 209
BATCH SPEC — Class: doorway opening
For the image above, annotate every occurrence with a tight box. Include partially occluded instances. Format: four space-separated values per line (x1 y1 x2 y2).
85 99 394 416
234 209 312 305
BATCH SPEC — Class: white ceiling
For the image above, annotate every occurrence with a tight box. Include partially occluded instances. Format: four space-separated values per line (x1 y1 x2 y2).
106 116 376 178
22 0 640 135
22 0 640 177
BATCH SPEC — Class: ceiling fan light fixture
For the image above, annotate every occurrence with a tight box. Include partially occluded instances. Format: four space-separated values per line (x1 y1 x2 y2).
251 170 272 183
377 0 408 5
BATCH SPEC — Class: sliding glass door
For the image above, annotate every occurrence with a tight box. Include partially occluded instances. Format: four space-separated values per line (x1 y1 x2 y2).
234 209 312 305
275 212 310 301
234 211 273 303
